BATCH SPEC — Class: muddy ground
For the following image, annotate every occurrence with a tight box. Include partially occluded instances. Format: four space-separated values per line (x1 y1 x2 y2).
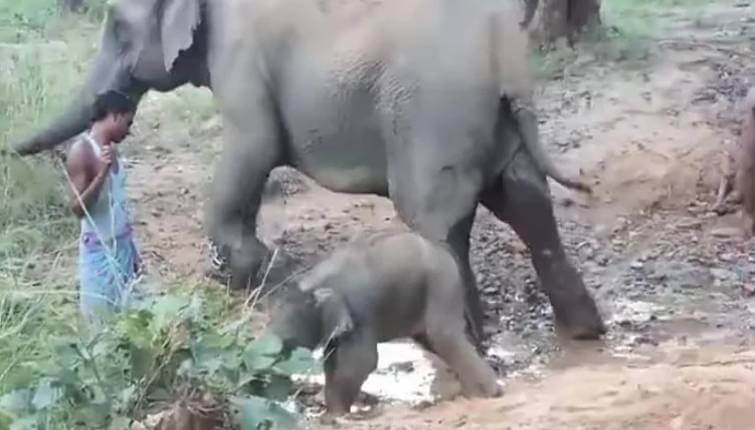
114 1 755 428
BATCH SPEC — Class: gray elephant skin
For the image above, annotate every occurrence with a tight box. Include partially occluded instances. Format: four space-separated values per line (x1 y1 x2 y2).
11 0 605 343
267 231 502 415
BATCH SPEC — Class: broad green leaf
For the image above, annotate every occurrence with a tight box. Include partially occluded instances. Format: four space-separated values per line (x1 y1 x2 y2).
230 396 298 430
244 354 277 372
263 375 292 402
202 333 235 349
31 379 61 410
243 334 283 371
151 295 189 330
220 349 243 370
50 337 81 368
200 357 224 376
192 333 234 368
237 372 264 390
248 334 283 357
273 348 317 375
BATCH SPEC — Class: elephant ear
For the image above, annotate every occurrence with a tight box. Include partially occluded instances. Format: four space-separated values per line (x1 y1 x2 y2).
315 289 355 346
160 0 201 73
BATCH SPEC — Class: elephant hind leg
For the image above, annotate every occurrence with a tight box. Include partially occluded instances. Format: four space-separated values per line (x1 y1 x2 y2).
422 256 501 398
480 152 606 340
423 315 501 398
387 160 485 347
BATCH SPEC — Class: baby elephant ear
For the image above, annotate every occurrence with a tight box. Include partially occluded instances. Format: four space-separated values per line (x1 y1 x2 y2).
316 289 355 344
160 0 201 72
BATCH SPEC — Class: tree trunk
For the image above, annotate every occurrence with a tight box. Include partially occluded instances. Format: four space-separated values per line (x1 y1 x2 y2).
569 0 602 35
525 0 601 47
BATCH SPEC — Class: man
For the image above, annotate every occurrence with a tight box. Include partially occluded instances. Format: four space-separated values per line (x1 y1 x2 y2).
65 90 142 324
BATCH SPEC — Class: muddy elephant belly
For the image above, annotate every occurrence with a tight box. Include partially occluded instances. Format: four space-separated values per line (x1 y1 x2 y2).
282 92 389 195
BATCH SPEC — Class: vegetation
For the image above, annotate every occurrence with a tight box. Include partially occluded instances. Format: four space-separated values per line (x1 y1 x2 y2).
0 2 316 429
0 283 318 429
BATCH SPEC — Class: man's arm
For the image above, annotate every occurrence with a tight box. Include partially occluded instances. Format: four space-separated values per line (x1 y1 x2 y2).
66 143 110 218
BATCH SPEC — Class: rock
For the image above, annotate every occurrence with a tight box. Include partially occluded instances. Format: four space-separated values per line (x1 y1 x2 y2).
387 361 414 373
711 226 742 238
483 286 499 295
711 268 737 282
743 283 755 297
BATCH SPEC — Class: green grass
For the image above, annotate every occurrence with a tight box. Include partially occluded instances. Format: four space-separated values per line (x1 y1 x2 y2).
0 3 106 417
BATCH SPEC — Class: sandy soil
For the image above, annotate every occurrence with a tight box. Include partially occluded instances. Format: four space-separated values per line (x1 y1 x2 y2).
111 1 755 428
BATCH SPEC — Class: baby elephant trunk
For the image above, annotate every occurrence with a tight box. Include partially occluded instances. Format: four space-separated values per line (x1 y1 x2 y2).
267 287 323 351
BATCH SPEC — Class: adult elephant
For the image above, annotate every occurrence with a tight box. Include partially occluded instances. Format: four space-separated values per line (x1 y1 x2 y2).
11 0 605 343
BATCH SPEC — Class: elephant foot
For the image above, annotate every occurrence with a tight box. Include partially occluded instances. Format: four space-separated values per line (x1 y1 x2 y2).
546 262 606 340
556 315 606 341
551 289 606 340
204 236 303 296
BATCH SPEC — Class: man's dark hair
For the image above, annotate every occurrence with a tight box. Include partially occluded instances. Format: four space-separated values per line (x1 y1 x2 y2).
91 90 136 122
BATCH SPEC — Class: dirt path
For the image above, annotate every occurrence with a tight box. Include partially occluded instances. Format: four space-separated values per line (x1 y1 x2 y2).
312 346 755 430
115 0 755 428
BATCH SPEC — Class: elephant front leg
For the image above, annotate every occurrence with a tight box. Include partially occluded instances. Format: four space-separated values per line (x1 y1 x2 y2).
205 121 281 291
322 330 379 416
481 151 606 340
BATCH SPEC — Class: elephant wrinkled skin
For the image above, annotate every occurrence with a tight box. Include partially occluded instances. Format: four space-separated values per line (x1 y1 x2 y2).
11 0 605 344
267 231 502 415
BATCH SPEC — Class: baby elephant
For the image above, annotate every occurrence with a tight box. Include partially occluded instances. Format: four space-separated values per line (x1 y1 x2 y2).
267 231 502 415
714 87 755 233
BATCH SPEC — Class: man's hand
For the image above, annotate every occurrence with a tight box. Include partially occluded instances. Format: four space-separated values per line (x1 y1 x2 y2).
99 145 114 174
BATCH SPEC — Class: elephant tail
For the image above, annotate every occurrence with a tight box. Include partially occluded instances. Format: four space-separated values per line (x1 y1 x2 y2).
489 12 592 194
509 98 593 194
509 99 593 194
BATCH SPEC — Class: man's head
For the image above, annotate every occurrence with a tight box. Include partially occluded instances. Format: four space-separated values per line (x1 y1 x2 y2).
91 90 136 144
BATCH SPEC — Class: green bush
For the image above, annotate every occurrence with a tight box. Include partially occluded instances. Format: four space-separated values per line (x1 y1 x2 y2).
0 285 318 429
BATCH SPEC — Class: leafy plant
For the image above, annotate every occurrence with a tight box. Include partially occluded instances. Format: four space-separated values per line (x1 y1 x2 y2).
0 288 319 429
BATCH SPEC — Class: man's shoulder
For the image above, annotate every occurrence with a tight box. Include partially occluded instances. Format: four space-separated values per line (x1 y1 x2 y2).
66 133 96 168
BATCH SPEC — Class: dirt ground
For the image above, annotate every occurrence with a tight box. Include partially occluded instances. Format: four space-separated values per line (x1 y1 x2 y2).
117 1 755 428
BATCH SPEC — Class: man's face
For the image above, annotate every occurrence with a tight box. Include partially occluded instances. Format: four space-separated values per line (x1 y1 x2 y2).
109 112 134 143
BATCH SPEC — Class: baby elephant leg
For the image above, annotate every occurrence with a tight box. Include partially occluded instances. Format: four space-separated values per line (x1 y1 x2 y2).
323 330 379 416
425 319 501 398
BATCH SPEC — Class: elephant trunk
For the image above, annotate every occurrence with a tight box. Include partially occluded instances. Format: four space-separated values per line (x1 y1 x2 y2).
512 99 592 194
11 46 144 156
13 95 93 155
